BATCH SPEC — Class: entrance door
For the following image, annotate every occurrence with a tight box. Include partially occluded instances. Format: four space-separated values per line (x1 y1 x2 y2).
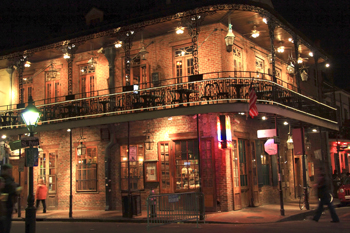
10 158 28 210
294 157 302 197
200 138 216 211
38 151 58 209
238 139 249 208
231 139 242 210
159 142 173 193
250 141 260 206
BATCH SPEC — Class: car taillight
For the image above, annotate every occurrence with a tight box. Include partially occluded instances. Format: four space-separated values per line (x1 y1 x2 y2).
339 188 344 193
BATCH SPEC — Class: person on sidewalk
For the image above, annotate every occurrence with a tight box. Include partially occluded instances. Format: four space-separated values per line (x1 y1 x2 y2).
36 178 48 213
0 177 6 233
1 164 21 233
312 167 339 223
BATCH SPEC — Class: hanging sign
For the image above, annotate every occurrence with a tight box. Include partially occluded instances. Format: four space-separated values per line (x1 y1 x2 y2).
264 139 278 155
129 146 137 162
25 148 38 167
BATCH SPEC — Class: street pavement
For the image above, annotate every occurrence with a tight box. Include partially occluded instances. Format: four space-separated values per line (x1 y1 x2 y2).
11 206 350 233
12 200 340 224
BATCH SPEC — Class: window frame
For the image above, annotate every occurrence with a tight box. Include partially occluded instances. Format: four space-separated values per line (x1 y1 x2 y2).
75 146 98 192
174 139 200 192
120 144 145 191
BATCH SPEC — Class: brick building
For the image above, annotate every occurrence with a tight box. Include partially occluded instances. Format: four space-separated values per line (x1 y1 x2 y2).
0 0 338 213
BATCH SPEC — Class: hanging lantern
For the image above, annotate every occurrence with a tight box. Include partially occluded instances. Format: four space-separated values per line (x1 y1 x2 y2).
77 141 86 156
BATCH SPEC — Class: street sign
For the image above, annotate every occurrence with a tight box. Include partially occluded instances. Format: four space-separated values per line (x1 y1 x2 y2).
21 137 39 147
9 140 21 150
264 139 278 155
257 129 276 139
25 147 38 167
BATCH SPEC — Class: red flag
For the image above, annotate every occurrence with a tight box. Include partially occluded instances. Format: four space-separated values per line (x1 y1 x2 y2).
249 86 258 118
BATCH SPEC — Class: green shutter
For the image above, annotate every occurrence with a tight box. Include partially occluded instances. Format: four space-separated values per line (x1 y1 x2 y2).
271 154 278 186
256 140 264 187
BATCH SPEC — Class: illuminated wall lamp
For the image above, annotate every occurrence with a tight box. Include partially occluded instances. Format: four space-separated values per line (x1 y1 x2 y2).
24 61 31 67
287 135 293 150
77 141 86 156
175 26 184 34
115 41 122 48
64 53 70 59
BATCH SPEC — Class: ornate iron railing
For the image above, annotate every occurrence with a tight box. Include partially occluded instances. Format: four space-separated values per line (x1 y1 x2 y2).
0 71 337 129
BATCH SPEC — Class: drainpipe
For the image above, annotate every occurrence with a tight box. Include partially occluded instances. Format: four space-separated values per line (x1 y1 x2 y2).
103 47 117 94
275 115 284 216
104 126 117 211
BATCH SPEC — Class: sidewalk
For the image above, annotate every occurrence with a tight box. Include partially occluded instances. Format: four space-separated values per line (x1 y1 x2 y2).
12 200 340 224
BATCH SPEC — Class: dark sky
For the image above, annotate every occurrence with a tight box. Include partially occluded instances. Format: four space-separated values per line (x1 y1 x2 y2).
1 0 349 88
272 0 350 88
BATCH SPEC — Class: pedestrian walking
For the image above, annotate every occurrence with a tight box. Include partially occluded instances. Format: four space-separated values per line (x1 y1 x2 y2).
1 164 21 233
36 179 47 213
0 177 7 233
312 167 339 223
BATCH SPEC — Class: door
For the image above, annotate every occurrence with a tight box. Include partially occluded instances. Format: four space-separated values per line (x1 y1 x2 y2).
238 139 249 208
231 139 242 210
250 141 260 206
45 81 60 103
10 158 28 210
294 156 302 197
81 74 95 98
38 151 58 209
200 138 216 211
159 142 173 193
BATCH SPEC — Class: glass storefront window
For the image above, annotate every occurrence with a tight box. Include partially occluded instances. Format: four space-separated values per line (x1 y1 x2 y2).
120 144 145 191
175 140 200 191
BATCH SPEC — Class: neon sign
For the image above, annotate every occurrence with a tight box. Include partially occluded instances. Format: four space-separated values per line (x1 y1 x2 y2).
217 115 232 149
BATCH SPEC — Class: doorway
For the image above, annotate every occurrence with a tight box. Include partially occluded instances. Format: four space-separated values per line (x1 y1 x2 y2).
294 157 302 197
38 151 58 210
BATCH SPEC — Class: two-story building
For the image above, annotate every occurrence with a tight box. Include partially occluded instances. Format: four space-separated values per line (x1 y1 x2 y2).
0 0 338 213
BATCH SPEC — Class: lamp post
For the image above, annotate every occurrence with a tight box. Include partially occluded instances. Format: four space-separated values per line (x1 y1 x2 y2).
21 96 41 233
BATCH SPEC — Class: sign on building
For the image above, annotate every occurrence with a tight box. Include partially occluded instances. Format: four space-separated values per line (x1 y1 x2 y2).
264 139 278 155
25 148 38 167
21 137 39 147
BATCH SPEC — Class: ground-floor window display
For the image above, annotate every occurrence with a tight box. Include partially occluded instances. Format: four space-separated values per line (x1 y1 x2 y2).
120 144 145 191
76 146 97 192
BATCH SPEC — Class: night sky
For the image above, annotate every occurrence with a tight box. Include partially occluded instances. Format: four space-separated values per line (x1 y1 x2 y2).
1 0 349 88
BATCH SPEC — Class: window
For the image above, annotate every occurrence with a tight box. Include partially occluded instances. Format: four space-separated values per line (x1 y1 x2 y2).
174 140 200 191
255 57 264 74
23 84 33 103
80 65 95 98
276 67 282 85
238 140 248 187
76 147 97 192
232 140 239 187
38 152 57 193
120 144 144 191
174 45 194 83
45 80 60 103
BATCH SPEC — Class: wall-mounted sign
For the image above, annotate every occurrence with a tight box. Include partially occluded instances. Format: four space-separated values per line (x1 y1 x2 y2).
257 129 276 139
129 146 137 162
264 139 278 155
217 115 232 149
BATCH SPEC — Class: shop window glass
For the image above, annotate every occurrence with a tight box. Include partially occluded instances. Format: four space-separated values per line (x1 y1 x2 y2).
120 144 144 191
175 140 200 191
76 147 97 192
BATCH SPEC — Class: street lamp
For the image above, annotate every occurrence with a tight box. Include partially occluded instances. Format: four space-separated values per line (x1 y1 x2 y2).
21 96 41 233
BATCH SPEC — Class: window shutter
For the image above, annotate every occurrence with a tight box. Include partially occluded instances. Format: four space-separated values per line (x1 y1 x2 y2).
271 154 278 186
255 140 264 187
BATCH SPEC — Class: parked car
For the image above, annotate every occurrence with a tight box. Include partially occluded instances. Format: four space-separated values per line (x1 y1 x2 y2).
337 177 350 205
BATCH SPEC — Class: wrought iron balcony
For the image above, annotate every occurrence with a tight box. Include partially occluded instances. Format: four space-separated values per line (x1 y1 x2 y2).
0 71 337 129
